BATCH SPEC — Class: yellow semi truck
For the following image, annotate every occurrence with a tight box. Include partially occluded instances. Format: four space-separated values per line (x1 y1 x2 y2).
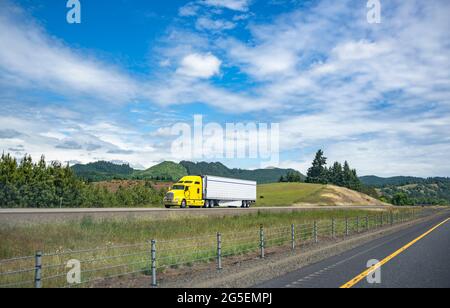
163 175 257 209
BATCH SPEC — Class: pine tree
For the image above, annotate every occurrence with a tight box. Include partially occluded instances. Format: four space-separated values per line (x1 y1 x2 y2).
342 161 352 188
306 150 328 184
330 162 344 186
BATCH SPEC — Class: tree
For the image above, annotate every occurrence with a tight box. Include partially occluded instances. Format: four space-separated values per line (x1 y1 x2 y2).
306 150 328 184
0 153 164 208
329 162 344 186
391 192 411 206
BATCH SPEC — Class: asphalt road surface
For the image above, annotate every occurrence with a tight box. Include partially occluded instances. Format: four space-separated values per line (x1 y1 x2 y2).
255 210 450 288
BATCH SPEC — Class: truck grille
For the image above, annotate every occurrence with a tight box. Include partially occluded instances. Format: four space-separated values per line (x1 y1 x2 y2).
164 192 174 202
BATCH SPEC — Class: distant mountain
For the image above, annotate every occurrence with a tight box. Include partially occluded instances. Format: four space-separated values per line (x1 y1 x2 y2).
133 162 188 181
71 161 134 182
359 176 426 187
180 161 305 184
71 160 305 184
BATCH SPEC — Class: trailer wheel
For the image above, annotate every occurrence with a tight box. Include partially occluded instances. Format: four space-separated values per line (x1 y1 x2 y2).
165 205 171 209
181 200 187 209
208 200 213 208
246 201 251 208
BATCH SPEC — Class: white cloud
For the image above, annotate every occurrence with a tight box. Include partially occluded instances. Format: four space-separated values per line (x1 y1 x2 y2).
196 17 236 31
2 0 450 177
0 2 138 103
176 53 222 78
179 3 199 16
332 40 392 61
227 41 298 78
202 0 251 12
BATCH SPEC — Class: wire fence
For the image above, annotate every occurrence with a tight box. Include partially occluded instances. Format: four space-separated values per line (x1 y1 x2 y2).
0 208 435 288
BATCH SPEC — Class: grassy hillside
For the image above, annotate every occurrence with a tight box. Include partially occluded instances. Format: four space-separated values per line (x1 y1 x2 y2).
71 161 134 182
361 176 450 205
133 162 188 181
181 161 305 184
379 181 450 205
256 183 388 207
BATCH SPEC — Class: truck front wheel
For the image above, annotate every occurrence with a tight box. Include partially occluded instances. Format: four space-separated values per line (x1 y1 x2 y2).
181 200 187 209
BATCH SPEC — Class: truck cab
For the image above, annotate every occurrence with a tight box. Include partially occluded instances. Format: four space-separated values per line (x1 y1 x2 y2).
164 176 205 208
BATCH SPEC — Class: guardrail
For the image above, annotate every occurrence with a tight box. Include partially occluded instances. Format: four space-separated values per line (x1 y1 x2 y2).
0 208 433 288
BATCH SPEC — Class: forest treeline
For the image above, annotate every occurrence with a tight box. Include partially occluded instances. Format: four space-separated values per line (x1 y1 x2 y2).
0 154 165 208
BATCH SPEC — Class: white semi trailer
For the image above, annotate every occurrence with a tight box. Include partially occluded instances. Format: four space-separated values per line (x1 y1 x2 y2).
164 175 257 208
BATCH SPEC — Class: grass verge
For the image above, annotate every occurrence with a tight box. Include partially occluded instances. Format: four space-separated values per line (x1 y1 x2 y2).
0 207 420 288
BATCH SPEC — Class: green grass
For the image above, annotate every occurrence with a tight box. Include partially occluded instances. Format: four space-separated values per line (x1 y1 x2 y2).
256 183 327 207
0 208 421 288
0 208 405 258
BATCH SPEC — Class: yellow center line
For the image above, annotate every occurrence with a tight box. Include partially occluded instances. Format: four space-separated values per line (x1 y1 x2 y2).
340 217 450 289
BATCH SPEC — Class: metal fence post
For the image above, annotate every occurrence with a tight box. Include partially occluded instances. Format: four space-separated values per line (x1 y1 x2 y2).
366 216 369 231
151 240 157 287
313 221 318 243
331 218 336 239
260 225 265 259
345 218 349 237
34 251 42 289
380 213 383 227
217 233 222 270
391 211 394 226
356 217 360 234
291 224 295 251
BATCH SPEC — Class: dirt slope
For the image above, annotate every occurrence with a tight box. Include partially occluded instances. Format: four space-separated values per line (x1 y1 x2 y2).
297 185 389 206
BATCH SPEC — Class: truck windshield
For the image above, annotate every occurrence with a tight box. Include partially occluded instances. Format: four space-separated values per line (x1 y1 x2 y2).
172 185 185 190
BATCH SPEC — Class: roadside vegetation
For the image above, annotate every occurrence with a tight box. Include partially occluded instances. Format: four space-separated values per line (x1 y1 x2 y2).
0 208 409 258
0 154 165 208
0 207 423 288
1 153 384 209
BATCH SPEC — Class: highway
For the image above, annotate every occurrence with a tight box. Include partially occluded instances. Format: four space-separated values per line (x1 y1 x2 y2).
0 206 388 225
255 210 450 288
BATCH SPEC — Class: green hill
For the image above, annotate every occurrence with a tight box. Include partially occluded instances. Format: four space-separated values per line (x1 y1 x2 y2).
360 176 425 187
256 183 387 207
133 162 188 181
71 160 305 184
360 176 450 205
180 161 305 184
71 161 134 182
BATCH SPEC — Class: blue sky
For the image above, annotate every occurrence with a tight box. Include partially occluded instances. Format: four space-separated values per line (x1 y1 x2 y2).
0 0 450 176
